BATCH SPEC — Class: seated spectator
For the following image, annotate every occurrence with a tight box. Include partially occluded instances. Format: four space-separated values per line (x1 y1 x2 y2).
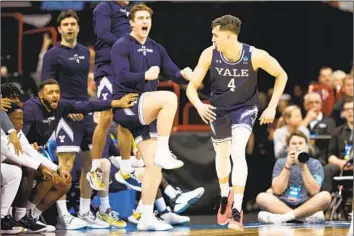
302 92 336 165
322 100 353 193
308 67 336 116
332 75 353 126
256 131 331 224
302 92 336 135
273 105 310 159
317 66 333 87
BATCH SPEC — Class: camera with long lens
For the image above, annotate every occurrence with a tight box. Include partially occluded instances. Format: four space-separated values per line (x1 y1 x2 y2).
296 151 310 163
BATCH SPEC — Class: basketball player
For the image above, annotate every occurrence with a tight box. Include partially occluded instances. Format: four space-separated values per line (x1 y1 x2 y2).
24 79 136 229
41 10 111 228
186 15 288 230
0 109 25 235
6 103 72 233
1 111 58 233
110 3 193 231
0 94 22 156
91 1 141 192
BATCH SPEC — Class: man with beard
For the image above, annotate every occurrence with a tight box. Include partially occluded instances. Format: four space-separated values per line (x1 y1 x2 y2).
41 10 136 229
22 79 137 229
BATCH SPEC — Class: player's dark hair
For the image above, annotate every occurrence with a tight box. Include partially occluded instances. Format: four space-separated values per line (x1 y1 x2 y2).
1 82 22 99
286 130 308 146
39 79 59 91
6 102 22 115
129 3 153 21
56 10 80 27
211 15 241 35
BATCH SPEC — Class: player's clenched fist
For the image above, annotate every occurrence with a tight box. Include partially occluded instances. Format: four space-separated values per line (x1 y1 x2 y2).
180 67 193 81
145 66 160 80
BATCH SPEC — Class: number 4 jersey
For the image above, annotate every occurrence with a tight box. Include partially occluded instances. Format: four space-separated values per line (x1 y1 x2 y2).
210 43 259 115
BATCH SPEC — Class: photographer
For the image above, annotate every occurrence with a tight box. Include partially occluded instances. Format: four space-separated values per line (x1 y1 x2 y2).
322 100 353 193
256 131 331 224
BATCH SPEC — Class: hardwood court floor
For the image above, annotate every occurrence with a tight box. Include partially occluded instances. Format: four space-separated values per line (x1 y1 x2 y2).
45 220 351 236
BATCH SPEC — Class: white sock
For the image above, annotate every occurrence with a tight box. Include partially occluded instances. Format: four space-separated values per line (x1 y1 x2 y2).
220 182 230 197
79 198 91 215
92 159 101 171
233 193 244 212
281 211 295 222
32 207 42 219
56 200 70 218
157 136 169 151
25 201 36 211
99 196 110 213
120 159 133 174
14 208 26 221
140 205 154 221
1 206 10 218
164 185 177 199
155 197 167 213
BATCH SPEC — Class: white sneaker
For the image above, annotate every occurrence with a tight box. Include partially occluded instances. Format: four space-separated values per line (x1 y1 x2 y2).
78 211 110 229
37 221 56 232
137 214 173 231
172 187 205 214
154 151 184 170
304 211 325 224
258 211 284 224
56 214 88 230
160 208 190 225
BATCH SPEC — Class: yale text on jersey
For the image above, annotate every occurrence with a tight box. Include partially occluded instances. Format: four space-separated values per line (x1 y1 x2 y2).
215 67 249 77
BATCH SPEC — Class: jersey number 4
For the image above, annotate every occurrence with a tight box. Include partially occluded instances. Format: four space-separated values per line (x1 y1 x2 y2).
228 78 236 92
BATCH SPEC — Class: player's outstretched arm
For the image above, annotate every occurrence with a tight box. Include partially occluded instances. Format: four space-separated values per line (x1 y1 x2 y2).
158 44 190 85
60 93 138 113
186 46 216 124
252 48 288 125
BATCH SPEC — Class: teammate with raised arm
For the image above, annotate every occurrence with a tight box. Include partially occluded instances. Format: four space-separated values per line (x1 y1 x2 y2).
186 15 288 231
110 3 192 231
